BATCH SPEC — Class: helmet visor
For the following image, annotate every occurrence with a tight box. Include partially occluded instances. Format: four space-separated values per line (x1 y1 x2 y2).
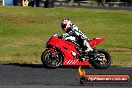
61 24 66 29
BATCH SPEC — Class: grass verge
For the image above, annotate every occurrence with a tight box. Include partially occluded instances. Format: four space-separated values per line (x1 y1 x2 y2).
0 6 132 66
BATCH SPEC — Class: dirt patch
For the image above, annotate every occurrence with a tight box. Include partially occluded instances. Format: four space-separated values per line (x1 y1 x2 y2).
109 47 132 52
108 48 132 54
9 17 34 25
5 37 43 48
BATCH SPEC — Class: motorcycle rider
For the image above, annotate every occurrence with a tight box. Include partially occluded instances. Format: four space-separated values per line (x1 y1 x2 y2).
61 19 93 60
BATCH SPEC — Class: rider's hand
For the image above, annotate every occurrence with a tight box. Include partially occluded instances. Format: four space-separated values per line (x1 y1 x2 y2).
62 33 69 38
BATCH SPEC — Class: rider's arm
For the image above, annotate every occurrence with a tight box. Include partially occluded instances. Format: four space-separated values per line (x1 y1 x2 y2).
71 25 88 39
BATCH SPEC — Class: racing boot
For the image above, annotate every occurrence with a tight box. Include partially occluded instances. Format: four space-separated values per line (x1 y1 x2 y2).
87 50 97 59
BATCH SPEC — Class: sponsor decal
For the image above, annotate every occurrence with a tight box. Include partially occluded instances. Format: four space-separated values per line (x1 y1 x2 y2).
78 66 130 84
64 59 78 65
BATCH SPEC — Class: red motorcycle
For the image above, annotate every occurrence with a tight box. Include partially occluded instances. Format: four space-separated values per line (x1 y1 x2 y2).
41 34 111 69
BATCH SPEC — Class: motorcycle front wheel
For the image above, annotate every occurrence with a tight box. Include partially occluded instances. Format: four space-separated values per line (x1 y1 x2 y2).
89 49 111 69
41 49 63 69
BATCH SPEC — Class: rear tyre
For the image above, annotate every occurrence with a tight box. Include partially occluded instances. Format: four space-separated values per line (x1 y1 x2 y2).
41 49 63 69
89 49 111 69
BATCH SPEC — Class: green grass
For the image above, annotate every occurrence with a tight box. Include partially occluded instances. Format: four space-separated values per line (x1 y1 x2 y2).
0 6 132 66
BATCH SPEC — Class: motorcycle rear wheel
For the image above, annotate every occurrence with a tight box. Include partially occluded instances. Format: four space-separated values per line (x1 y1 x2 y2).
89 49 111 69
41 49 63 68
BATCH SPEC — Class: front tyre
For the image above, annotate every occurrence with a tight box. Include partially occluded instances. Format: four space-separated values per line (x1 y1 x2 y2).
89 49 111 69
41 49 63 69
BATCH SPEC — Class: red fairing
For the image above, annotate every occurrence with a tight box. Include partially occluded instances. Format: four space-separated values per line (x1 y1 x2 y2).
46 36 105 66
47 36 90 66
89 38 105 47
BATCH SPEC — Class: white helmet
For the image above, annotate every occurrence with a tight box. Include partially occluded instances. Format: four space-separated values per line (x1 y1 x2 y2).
61 19 72 31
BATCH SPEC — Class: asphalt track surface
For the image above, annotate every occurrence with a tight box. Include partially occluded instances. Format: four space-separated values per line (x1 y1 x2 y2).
0 64 132 88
